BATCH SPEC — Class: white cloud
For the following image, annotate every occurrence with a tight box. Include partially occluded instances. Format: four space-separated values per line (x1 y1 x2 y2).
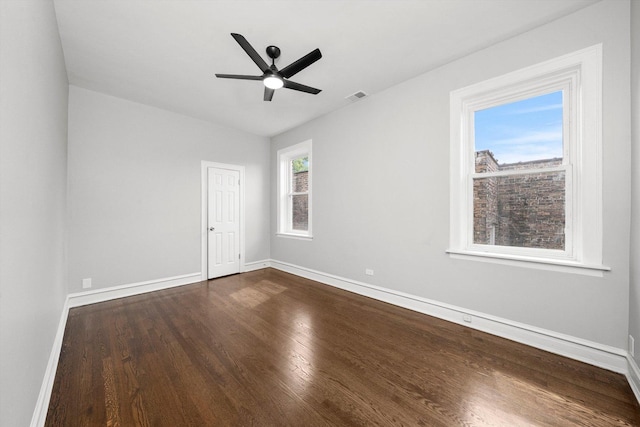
484 130 562 164
506 103 563 115
489 130 562 147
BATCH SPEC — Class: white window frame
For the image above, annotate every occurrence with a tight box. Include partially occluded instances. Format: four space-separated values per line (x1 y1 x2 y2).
469 83 574 259
277 140 312 239
448 44 609 276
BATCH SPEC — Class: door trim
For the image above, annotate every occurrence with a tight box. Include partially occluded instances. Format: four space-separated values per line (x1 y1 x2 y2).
201 161 245 281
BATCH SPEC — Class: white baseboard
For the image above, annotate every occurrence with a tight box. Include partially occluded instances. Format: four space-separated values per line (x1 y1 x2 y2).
31 272 202 427
243 259 272 272
30 298 70 427
627 355 640 403
67 272 201 308
269 259 629 375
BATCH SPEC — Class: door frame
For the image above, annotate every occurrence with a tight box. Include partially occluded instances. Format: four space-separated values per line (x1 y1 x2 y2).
201 161 246 281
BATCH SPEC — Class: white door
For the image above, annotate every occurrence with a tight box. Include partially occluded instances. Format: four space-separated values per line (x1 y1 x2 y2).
208 167 240 279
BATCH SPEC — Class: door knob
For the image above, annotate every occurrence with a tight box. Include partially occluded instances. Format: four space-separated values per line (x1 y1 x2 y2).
209 227 215 231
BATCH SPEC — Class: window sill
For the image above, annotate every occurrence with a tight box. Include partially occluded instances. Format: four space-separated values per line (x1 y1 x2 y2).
276 233 313 241
446 249 610 277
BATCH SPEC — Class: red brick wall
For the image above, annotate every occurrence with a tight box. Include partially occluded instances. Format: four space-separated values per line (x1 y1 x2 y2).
473 151 565 249
292 171 308 231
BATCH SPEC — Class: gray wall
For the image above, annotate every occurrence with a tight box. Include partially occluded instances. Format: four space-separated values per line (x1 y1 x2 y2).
67 86 270 291
271 0 631 349
0 1 69 426
630 0 640 363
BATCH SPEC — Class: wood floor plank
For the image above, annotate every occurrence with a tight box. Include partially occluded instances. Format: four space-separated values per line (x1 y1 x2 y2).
46 268 640 426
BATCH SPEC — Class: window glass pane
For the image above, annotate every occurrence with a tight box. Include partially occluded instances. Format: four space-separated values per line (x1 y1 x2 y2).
475 91 563 172
473 171 565 250
291 156 309 193
292 194 308 231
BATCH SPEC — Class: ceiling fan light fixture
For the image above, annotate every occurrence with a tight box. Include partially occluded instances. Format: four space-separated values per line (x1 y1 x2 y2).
263 74 284 89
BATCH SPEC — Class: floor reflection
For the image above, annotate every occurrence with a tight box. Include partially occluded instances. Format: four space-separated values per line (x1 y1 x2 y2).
284 308 316 398
462 369 573 426
229 279 286 308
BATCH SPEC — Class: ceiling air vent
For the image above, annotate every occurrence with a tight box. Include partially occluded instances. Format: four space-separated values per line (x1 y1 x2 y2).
346 91 369 102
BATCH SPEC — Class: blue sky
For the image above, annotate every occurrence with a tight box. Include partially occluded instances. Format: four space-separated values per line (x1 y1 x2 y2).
474 91 563 165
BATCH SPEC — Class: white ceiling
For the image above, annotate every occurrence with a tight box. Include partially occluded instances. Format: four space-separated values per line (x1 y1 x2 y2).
53 0 598 137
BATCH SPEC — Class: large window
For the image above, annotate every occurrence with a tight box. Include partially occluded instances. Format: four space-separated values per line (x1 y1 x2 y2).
449 45 607 275
277 140 312 238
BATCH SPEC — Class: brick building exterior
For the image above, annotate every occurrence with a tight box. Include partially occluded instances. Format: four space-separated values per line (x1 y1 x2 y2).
292 170 309 230
473 150 565 249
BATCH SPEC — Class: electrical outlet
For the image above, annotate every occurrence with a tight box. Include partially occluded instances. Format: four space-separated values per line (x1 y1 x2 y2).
82 278 92 289
630 335 635 357
463 314 472 323
365 269 374 276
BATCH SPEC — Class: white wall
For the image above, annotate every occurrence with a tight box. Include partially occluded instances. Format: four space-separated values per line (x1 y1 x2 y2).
630 0 640 363
0 1 69 426
271 0 631 349
67 86 270 291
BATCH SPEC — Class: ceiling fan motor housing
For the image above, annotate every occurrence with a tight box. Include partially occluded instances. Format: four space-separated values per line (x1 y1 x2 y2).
266 45 281 60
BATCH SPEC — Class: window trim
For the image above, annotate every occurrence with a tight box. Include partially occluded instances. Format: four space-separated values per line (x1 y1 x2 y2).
277 140 312 239
448 44 608 275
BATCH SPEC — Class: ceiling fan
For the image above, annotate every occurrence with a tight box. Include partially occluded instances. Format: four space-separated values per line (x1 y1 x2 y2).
215 33 322 101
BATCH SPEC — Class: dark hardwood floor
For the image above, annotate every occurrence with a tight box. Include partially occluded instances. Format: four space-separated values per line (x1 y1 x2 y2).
46 268 640 426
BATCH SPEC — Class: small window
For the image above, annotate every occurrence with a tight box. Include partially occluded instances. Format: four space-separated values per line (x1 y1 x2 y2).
449 45 608 275
277 140 312 238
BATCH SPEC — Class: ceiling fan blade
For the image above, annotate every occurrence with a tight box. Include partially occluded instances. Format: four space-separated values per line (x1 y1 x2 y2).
280 49 322 79
215 74 263 81
231 33 269 73
283 80 322 95
264 87 275 102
